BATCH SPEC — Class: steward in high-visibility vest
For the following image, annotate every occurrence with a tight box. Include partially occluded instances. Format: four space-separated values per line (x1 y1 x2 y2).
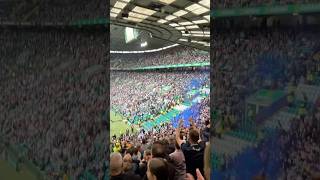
113 142 121 153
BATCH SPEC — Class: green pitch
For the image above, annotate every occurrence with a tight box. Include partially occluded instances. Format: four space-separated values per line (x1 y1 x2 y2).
110 111 131 137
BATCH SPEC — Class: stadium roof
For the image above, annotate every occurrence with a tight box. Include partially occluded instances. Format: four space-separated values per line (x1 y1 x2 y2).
110 24 175 51
110 0 210 52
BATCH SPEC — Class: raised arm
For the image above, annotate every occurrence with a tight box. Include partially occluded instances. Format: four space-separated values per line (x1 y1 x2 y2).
176 119 184 147
189 117 196 129
189 117 202 142
175 128 183 147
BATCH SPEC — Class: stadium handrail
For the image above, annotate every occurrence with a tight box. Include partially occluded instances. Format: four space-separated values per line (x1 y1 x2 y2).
212 3 320 17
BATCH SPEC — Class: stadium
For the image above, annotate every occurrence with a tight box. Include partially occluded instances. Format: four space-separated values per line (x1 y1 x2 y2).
1 0 320 180
109 0 210 180
212 1 320 180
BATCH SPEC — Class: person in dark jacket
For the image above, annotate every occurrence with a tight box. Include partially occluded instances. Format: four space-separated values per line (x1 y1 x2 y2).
139 150 152 178
175 119 205 179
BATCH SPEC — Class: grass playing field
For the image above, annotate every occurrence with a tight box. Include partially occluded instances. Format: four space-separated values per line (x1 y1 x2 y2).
110 111 131 137
0 160 37 180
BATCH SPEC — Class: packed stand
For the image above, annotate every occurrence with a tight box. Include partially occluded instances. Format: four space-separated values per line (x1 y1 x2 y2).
111 71 209 125
278 102 320 179
110 55 210 179
0 0 106 24
213 0 320 9
110 47 209 69
0 28 108 179
37 0 106 24
212 27 320 133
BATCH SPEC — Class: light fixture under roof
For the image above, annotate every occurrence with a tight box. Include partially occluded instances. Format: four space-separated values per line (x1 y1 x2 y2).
124 16 143 22
110 13 118 18
194 41 210 46
173 10 188 17
175 26 185 30
129 12 148 19
199 0 210 8
203 15 210 21
185 25 199 29
178 21 193 26
121 0 131 2
179 39 188 42
193 8 209 15
169 23 179 27
185 3 209 15
190 31 204 34
191 40 210 46
165 15 177 21
132 6 156 15
114 1 127 9
141 41 148 47
157 19 168 23
182 33 191 36
192 19 208 24
191 34 210 37
185 3 202 11
157 0 176 5
111 8 121 14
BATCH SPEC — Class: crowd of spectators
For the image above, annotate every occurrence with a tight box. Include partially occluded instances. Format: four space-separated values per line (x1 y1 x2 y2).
37 0 106 24
212 27 320 132
213 0 320 9
0 28 108 179
110 117 211 180
110 47 209 69
278 102 320 179
110 48 210 180
111 71 209 125
212 23 320 178
0 0 106 24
